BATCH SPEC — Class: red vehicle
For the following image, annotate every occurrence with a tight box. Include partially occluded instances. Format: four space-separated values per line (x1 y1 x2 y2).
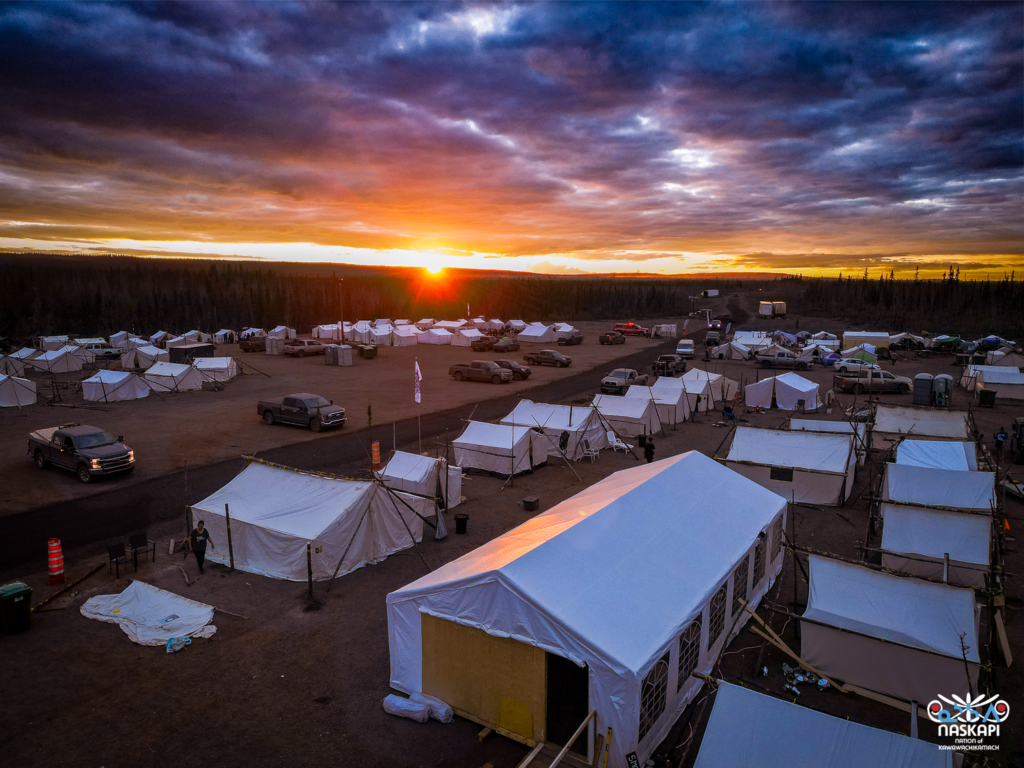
613 322 649 336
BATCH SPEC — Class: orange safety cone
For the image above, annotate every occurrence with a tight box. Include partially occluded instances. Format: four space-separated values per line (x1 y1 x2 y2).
47 538 66 585
371 440 382 471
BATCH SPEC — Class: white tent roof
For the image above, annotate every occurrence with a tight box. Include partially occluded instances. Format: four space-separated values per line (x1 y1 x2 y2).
805 556 978 662
0 374 37 407
10 347 38 359
82 370 151 402
978 368 1024 385
895 440 978 471
194 357 239 380
728 427 852 474
881 506 990 568
745 372 819 411
0 354 26 377
873 405 969 441
393 325 418 336
145 361 204 391
417 328 452 344
26 347 83 373
694 682 952 768
432 320 466 330
454 420 534 451
882 463 995 511
517 323 557 342
381 451 439 497
788 418 856 435
811 331 838 340
502 399 600 433
591 394 662 436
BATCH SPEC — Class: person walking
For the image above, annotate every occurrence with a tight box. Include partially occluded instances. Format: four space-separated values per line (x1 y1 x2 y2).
644 438 656 464
189 520 216 573
995 426 1008 464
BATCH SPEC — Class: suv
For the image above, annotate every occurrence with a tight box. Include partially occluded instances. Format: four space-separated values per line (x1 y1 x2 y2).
676 340 695 359
285 339 327 357
557 331 584 346
495 359 531 380
471 336 498 352
756 350 813 370
613 322 649 336
523 349 572 367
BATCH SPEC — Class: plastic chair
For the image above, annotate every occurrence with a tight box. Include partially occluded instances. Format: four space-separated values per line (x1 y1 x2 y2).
580 439 599 463
107 543 135 578
128 533 156 569
607 431 631 452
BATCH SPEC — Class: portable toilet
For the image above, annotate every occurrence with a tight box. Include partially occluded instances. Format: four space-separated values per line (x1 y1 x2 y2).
933 374 953 407
913 373 933 406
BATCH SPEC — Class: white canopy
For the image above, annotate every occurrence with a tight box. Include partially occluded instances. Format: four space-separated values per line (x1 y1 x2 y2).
374 318 392 328
517 323 557 344
392 325 418 346
452 328 484 347
191 463 428 581
82 370 150 402
380 451 461 509
744 372 819 411
388 452 788 768
501 399 609 459
976 368 1024 400
881 506 990 587
24 347 83 373
453 421 549 475
0 353 25 377
194 357 239 381
592 394 662 437
802 556 979 705
81 581 216 646
0 374 36 407
725 427 856 505
872 405 969 449
882 463 995 512
895 439 978 471
416 328 452 345
694 682 952 768
625 385 690 427
120 344 168 370
145 361 204 392
268 325 296 339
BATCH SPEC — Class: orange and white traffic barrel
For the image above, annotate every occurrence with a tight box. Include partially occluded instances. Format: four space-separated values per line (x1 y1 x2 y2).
48 538 66 585
371 440 382 471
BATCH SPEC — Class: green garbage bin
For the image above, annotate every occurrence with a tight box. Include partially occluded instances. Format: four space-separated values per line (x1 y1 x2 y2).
978 389 997 408
0 582 32 634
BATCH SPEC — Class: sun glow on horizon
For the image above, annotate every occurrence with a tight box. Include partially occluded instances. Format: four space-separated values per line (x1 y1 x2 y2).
425 263 443 275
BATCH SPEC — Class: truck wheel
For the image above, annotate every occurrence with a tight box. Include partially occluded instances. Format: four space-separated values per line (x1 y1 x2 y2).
854 384 865 395
761 360 772 368
492 375 502 384
309 418 323 433
898 383 909 394
34 450 48 470
263 411 275 425
454 371 464 381
557 361 566 368
513 372 523 381
297 350 305 358
77 465 92 483
797 362 807 371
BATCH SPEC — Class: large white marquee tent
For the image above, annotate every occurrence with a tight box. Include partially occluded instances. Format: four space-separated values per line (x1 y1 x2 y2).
624 384 690 427
517 323 558 344
744 372 819 411
453 421 549 476
501 399 609 459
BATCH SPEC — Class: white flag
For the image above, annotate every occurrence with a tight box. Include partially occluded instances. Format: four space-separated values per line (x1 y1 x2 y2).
466 303 470 317
414 359 422 404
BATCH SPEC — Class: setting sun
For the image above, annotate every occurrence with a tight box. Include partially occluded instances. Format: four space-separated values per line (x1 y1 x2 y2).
425 264 443 275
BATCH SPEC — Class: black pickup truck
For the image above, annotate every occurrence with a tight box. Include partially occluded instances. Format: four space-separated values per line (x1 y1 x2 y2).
449 360 513 384
28 424 135 483
257 393 346 432
652 354 687 377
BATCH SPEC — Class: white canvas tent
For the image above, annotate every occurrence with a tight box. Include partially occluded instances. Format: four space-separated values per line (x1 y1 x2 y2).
724 427 856 505
213 329 237 344
709 341 750 360
120 344 169 370
744 372 819 411
81 581 216 647
110 331 145 349
149 330 170 345
732 331 772 351
881 506 990 588
415 318 435 329
895 439 978 471
417 328 452 345
788 418 868 466
370 325 393 345
880 464 995 518
41 335 70 351
268 325 297 339
145 361 204 392
625 384 690 427
380 451 462 510
801 556 980 705
24 347 83 374
694 682 953 768
453 421 549 476
976 368 1024 401
433 320 467 331
191 462 428 581
592 394 662 437
194 357 239 382
452 328 484 347
0 353 25 377
347 321 373 344
680 368 739 411
240 327 265 339
387 452 788 768
987 349 1024 367
958 364 1002 391
508 319 526 332
82 370 150 402
872 405 970 449
0 374 36 407
374 319 392 328
392 326 418 346
501 399 609 459
517 323 557 344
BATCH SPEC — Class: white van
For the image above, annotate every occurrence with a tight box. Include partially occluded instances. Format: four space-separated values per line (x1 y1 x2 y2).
676 339 695 359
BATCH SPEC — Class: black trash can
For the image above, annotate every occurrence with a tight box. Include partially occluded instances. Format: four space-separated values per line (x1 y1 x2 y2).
0 582 32 635
978 389 997 408
454 514 469 535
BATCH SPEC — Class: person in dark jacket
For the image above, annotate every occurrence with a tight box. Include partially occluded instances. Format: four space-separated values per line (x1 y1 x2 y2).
189 520 216 573
644 438 656 464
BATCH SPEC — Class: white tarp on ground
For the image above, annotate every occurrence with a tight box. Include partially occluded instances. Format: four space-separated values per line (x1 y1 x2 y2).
501 399 610 459
725 427 856 505
0 354 25 377
453 421 549 475
694 682 953 768
121 345 169 370
81 581 216 646
417 328 453 345
0 374 36 407
24 347 83 373
976 368 1024 401
83 370 150 402
788 418 868 466
145 361 204 392
959 364 1003 391
387 452 788 768
745 372 819 411
625 385 691 427
592 394 663 437
895 440 978 471
517 323 558 344
380 451 461 509
709 341 750 360
268 325 297 339
881 464 995 515
452 328 484 347
871 405 969 449
194 357 239 381
881 506 990 588
392 326 418 346
191 463 428 581
842 331 891 350
802 556 980 705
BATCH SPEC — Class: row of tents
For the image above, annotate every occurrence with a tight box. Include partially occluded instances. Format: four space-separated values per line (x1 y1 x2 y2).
309 320 580 346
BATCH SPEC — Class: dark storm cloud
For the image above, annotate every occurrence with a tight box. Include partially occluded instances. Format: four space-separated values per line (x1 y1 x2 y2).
0 1 1020 268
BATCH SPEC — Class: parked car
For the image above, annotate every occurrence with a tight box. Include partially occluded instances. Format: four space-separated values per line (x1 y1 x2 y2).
652 355 686 376
285 339 327 357
613 322 649 336
523 349 572 367
239 336 266 353
27 424 134 483
471 336 498 352
557 331 584 346
833 358 880 374
601 368 649 394
755 350 813 370
676 340 695 359
448 360 513 384
257 393 346 432
835 370 912 394
493 338 520 353
599 331 626 345
494 359 532 380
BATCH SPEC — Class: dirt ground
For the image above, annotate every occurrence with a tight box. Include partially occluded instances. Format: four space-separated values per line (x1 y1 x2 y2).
3 301 1023 767
0 321 666 515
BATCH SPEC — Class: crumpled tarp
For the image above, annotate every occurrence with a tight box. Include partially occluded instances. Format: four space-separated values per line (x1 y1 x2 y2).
81 580 216 646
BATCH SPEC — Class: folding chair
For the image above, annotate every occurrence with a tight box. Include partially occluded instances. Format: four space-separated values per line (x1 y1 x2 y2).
580 438 599 463
107 543 134 578
128 532 157 569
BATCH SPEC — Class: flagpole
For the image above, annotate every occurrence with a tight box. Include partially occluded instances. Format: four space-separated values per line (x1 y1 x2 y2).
415 357 423 453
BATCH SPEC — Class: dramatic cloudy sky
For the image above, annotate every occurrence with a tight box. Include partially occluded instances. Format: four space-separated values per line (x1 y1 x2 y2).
0 1 1021 276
